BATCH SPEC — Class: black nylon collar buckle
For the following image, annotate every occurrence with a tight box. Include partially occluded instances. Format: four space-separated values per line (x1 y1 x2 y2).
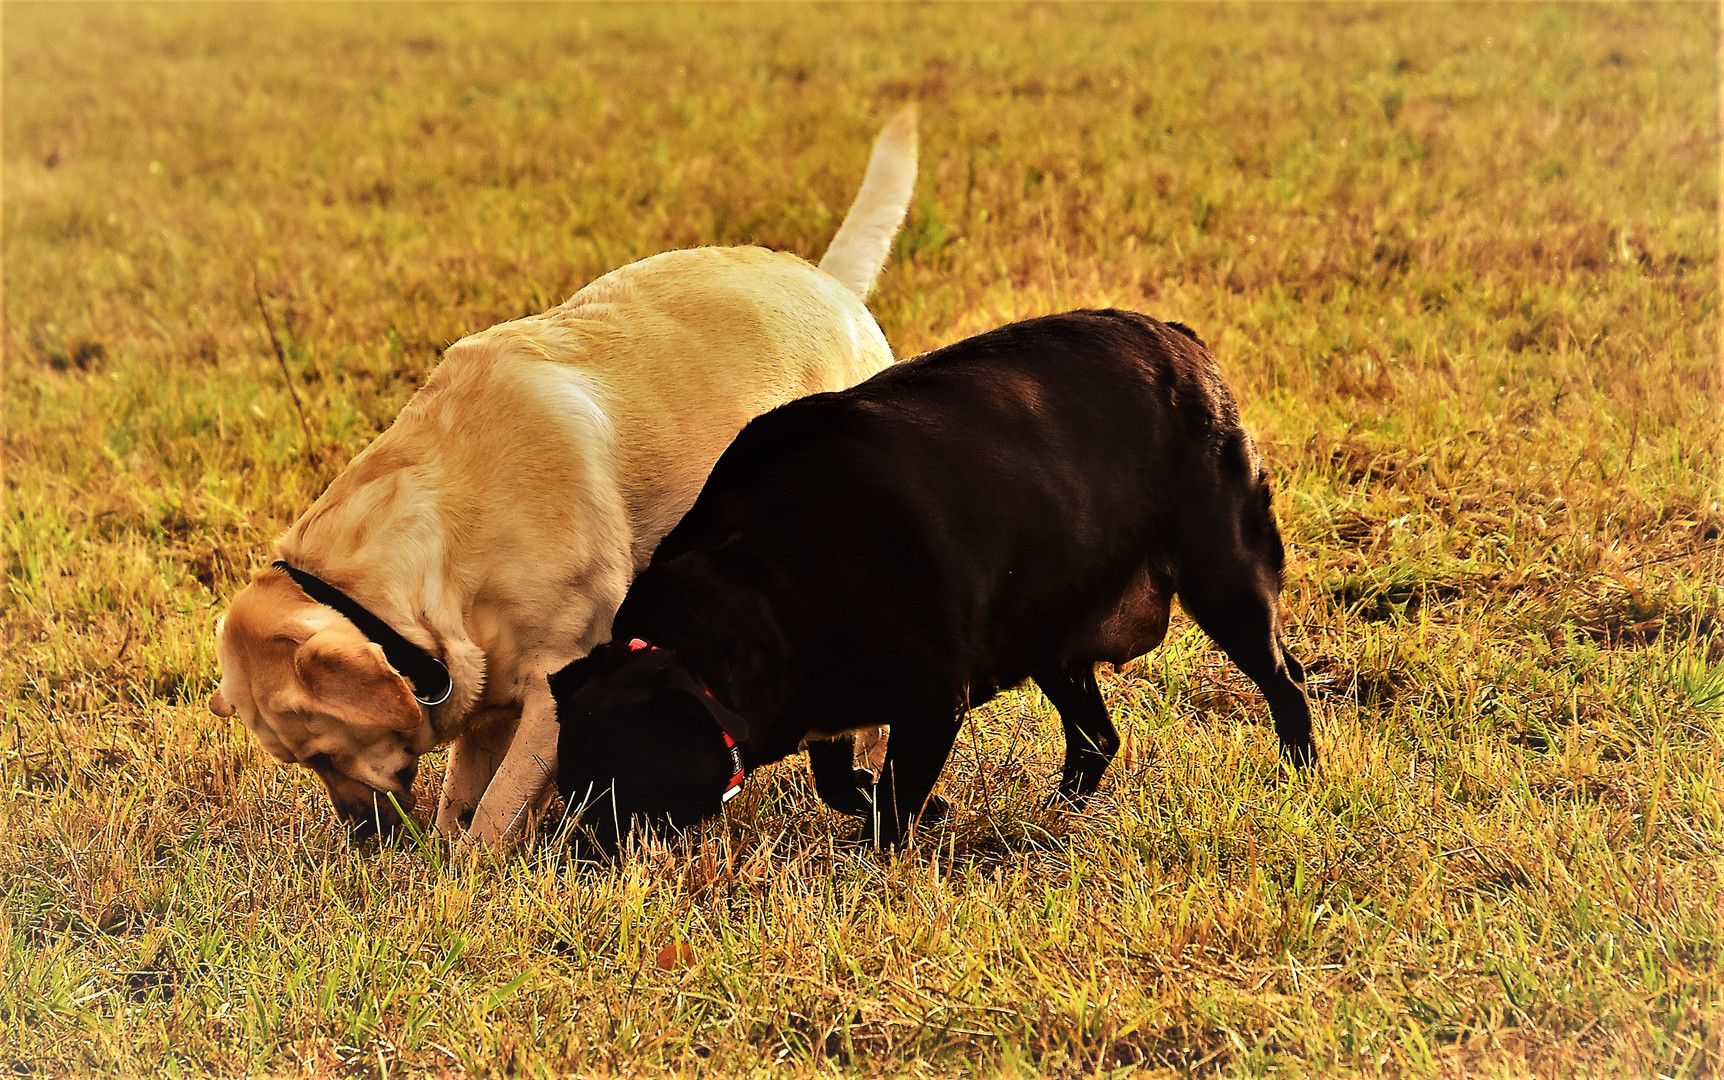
272 561 453 707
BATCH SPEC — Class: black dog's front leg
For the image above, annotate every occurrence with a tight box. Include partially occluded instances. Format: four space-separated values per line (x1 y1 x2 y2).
864 712 962 848
806 735 876 818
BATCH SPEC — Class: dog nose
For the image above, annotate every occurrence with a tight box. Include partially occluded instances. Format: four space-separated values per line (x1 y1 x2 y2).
334 792 413 838
338 805 387 840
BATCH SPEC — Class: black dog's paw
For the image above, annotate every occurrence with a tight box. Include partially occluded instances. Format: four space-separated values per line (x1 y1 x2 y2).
1045 788 1092 813
919 793 951 827
851 793 951 850
816 768 878 819
1282 739 1318 769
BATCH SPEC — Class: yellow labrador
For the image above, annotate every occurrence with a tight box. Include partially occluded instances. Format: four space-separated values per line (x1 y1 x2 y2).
209 108 915 844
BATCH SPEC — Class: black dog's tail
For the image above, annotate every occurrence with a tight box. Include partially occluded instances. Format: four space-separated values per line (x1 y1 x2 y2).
1163 321 1206 348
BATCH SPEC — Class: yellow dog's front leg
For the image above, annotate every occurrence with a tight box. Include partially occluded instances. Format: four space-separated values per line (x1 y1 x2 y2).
461 675 560 846
435 711 520 838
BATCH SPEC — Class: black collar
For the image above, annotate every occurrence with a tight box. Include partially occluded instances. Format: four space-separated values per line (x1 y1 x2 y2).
273 561 453 707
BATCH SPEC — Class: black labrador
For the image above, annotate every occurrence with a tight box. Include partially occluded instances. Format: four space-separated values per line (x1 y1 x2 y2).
552 310 1314 850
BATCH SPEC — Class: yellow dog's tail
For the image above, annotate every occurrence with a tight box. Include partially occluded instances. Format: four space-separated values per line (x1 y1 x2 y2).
818 104 918 300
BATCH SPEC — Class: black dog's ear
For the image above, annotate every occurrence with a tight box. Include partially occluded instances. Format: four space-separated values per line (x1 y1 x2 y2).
555 702 629 857
556 691 735 856
548 649 605 702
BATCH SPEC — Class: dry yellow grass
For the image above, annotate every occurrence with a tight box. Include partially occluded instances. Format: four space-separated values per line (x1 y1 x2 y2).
3 3 1720 1077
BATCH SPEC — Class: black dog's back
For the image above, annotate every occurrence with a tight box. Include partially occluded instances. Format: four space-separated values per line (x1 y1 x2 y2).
650 310 1284 685
567 310 1312 848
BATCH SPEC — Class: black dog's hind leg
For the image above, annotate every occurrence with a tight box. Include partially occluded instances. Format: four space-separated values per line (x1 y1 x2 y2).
1178 580 1315 767
1034 666 1119 807
865 711 962 849
806 735 876 818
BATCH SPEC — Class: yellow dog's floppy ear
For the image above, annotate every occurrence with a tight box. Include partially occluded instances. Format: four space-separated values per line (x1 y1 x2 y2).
209 615 237 717
294 626 422 732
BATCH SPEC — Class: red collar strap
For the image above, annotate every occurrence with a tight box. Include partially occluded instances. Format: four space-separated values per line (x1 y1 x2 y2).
628 638 747 803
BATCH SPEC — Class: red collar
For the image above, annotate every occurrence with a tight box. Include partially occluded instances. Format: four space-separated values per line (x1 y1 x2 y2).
628 638 746 802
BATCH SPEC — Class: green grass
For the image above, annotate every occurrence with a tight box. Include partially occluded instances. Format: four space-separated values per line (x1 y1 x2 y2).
4 2 1720 1076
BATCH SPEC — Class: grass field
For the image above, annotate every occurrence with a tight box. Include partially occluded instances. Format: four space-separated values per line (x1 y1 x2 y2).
4 3 1720 1076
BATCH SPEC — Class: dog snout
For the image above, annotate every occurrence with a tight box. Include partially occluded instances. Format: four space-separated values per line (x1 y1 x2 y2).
309 756 416 838
330 788 415 838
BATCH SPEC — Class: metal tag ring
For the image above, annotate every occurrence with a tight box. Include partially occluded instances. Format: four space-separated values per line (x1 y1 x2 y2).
415 658 454 707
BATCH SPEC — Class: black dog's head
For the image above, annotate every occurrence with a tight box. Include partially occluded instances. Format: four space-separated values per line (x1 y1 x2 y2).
551 640 748 855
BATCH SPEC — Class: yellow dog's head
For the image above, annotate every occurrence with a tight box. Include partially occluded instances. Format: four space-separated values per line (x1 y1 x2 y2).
209 567 434 835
